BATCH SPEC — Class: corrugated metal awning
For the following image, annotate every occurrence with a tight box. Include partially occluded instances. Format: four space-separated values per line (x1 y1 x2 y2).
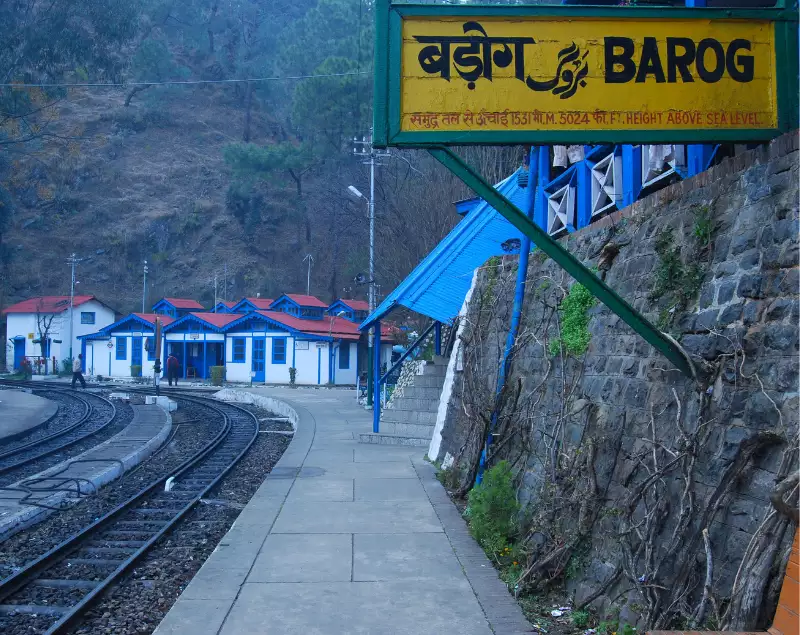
361 169 530 329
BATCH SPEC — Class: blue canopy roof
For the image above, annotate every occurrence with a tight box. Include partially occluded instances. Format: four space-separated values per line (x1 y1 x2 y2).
361 169 531 329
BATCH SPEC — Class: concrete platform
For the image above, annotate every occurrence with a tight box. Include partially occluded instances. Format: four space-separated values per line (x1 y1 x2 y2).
154 387 533 635
0 404 171 539
0 389 58 443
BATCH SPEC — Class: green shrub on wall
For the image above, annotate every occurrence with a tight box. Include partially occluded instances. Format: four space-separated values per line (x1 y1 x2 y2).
465 461 519 556
210 366 226 386
130 365 142 378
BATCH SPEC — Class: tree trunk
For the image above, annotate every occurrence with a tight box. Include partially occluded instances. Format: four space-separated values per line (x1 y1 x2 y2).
242 81 253 142
125 85 150 107
207 2 218 53
329 209 339 300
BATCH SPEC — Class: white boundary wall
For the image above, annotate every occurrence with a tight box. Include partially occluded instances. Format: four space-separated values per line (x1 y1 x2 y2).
428 270 478 462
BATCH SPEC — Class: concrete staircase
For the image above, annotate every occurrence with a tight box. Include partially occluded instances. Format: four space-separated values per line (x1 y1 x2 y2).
358 357 447 447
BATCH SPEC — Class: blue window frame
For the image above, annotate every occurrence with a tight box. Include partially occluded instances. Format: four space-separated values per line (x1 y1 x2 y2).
232 337 246 363
272 337 286 364
339 343 350 369
146 337 156 361
116 337 127 360
80 312 96 324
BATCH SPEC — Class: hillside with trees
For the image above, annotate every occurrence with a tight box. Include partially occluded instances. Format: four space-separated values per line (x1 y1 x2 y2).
0 0 520 333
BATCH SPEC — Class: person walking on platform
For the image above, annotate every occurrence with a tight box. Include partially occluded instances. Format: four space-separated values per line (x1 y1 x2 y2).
167 353 180 387
72 354 86 389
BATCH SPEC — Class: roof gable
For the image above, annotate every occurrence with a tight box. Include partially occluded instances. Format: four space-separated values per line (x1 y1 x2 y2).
100 313 174 335
270 294 327 309
152 298 205 311
231 297 275 312
330 298 370 312
3 295 98 315
163 312 239 333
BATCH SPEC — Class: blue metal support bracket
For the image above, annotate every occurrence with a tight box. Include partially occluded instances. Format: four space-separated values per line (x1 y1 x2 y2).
380 321 437 384
373 321 382 433
428 147 695 379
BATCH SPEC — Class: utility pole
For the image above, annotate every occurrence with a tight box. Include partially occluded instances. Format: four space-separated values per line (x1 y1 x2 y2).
303 254 314 295
142 260 148 313
353 130 390 406
224 262 228 303
214 274 218 312
66 253 81 361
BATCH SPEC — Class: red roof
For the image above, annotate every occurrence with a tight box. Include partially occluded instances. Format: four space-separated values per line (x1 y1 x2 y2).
162 298 205 309
189 312 241 328
279 294 328 308
257 311 363 341
245 297 275 309
3 295 96 314
338 299 370 312
132 313 175 326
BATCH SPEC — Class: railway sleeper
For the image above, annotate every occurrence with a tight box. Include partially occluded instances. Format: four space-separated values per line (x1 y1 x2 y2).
86 540 147 549
113 520 167 529
31 579 99 590
0 603 68 616
65 558 126 567
80 546 138 555
129 507 185 515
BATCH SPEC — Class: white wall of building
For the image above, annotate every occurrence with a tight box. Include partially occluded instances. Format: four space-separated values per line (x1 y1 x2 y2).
5 300 114 371
330 341 358 385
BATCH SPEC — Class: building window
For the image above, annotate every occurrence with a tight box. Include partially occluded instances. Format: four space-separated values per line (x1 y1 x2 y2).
339 343 350 369
232 338 246 363
116 337 127 360
272 337 286 364
146 337 156 361
80 312 96 324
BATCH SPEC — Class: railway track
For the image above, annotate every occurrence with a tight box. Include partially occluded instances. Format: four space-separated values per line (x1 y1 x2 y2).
0 390 118 483
0 391 259 634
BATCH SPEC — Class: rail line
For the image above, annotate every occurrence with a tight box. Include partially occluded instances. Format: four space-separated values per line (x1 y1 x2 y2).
0 391 259 634
0 386 118 482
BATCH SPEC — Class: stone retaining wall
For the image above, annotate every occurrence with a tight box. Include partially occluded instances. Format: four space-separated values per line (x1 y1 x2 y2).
435 132 799 629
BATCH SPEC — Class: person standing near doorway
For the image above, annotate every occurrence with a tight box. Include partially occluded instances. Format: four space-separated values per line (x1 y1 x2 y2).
72 354 86 389
167 353 180 386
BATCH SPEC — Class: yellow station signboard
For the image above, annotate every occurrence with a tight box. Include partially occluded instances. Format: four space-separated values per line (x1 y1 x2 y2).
374 2 798 145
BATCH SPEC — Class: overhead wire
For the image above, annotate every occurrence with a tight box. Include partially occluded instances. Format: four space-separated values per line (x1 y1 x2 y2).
0 70 369 89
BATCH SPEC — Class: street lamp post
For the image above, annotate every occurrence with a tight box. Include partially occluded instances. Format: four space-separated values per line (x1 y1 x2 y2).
142 260 149 314
346 184 375 406
66 253 81 362
351 130 390 407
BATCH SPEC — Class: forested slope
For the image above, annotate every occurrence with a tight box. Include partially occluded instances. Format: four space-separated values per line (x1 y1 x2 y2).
1 0 517 325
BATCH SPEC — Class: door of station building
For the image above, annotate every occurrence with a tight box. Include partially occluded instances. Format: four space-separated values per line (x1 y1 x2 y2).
13 339 25 370
131 337 143 376
252 338 265 382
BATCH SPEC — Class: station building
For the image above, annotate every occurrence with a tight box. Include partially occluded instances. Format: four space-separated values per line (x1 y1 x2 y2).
3 295 116 372
80 313 173 378
78 294 394 385
151 297 205 319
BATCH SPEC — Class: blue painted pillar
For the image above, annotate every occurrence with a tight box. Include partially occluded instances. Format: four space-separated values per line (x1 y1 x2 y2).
533 144 550 230
477 147 539 485
373 321 382 433
434 322 442 356
576 160 592 230
685 0 714 178
687 145 716 177
183 340 187 379
203 339 207 380
622 145 642 207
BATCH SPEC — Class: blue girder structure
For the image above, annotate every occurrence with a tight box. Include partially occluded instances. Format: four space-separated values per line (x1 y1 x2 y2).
361 141 718 433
